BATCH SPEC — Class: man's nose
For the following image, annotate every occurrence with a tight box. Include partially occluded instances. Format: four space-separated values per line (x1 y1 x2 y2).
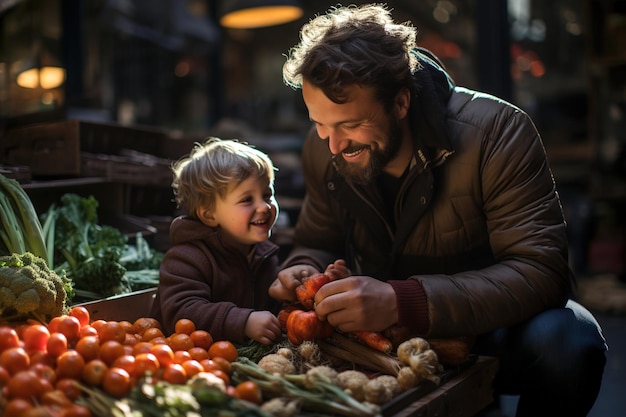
318 126 346 155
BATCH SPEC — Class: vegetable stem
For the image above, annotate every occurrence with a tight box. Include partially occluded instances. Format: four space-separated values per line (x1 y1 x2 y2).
232 357 379 417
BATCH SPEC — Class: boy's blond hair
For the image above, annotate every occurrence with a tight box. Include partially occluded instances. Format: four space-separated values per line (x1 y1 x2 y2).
172 137 276 217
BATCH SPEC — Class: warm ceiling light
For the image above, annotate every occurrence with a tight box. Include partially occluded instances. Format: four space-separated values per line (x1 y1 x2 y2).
17 66 65 89
220 0 303 29
16 68 39 89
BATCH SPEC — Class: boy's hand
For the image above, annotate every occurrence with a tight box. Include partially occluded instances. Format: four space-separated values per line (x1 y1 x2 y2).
269 264 319 302
245 311 282 344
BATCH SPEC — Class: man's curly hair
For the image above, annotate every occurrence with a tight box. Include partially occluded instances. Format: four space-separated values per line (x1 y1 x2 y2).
283 3 420 108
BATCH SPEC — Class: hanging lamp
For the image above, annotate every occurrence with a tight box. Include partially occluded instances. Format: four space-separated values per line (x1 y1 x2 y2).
220 0 303 29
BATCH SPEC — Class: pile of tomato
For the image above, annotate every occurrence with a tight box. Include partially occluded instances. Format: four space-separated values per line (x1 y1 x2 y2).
0 306 261 417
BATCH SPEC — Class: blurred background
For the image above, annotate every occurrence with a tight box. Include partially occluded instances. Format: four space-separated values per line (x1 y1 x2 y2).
3 0 620 278
0 1 624 415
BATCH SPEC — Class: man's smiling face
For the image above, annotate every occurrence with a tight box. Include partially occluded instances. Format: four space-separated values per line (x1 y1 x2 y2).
302 80 408 184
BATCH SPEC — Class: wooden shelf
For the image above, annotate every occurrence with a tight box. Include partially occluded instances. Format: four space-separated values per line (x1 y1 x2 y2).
21 177 109 190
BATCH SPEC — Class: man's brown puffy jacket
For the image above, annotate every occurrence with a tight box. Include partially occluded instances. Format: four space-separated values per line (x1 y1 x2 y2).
283 50 574 338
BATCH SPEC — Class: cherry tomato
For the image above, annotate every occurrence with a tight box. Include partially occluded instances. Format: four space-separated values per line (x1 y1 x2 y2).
46 332 68 357
190 330 213 350
30 363 56 385
132 317 160 336
82 359 108 387
99 340 126 366
56 350 85 380
168 333 194 352
234 380 262 404
149 343 174 368
0 347 30 375
57 316 81 346
98 321 126 344
162 363 187 384
133 352 159 378
141 327 165 343
212 356 233 375
75 335 100 362
6 370 46 400
78 325 98 338
69 306 91 327
22 324 50 352
55 378 82 401
2 398 34 417
174 318 196 335
102 367 131 398
181 359 204 378
207 340 238 362
111 355 136 376
188 347 209 362
0 326 20 351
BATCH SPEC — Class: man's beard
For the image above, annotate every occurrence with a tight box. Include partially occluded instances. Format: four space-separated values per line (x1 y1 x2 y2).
333 119 403 185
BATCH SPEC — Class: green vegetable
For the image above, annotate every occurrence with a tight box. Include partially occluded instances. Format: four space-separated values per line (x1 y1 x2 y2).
0 252 73 323
0 174 48 260
41 193 130 297
237 339 281 363
120 232 163 271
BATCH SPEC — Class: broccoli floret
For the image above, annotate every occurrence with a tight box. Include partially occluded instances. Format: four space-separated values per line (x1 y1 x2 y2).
0 252 72 322
71 249 130 297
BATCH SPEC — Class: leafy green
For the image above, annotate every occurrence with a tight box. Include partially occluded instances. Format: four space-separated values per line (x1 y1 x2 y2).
0 173 48 260
41 193 130 297
120 232 163 271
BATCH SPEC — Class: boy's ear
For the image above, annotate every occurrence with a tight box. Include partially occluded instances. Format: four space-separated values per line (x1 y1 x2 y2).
196 207 218 227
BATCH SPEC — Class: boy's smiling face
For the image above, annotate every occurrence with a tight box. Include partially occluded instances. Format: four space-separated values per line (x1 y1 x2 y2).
199 175 278 250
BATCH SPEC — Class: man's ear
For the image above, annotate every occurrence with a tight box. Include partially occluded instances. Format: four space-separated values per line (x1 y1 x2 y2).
196 207 218 227
394 88 411 119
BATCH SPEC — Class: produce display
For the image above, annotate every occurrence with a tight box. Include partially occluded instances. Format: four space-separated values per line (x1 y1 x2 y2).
0 307 460 417
0 173 475 416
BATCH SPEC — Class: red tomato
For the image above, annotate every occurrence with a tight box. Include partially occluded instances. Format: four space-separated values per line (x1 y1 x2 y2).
102 367 131 398
0 326 20 351
133 353 159 378
56 350 85 380
22 325 50 352
234 380 262 404
57 316 81 346
162 363 187 384
0 347 30 375
46 332 68 357
69 306 91 327
82 359 108 387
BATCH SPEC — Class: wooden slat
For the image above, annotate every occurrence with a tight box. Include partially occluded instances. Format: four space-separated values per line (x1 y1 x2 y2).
385 356 499 417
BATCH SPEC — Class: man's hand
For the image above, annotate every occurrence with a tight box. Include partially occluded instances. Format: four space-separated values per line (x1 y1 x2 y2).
269 264 319 302
245 311 282 345
313 276 398 333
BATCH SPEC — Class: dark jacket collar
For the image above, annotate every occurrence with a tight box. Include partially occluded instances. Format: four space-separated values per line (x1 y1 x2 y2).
408 48 456 170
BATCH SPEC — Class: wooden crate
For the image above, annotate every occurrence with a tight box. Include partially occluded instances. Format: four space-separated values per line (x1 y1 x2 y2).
1 120 169 178
1 121 82 176
76 288 156 323
81 152 172 185
382 356 498 417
